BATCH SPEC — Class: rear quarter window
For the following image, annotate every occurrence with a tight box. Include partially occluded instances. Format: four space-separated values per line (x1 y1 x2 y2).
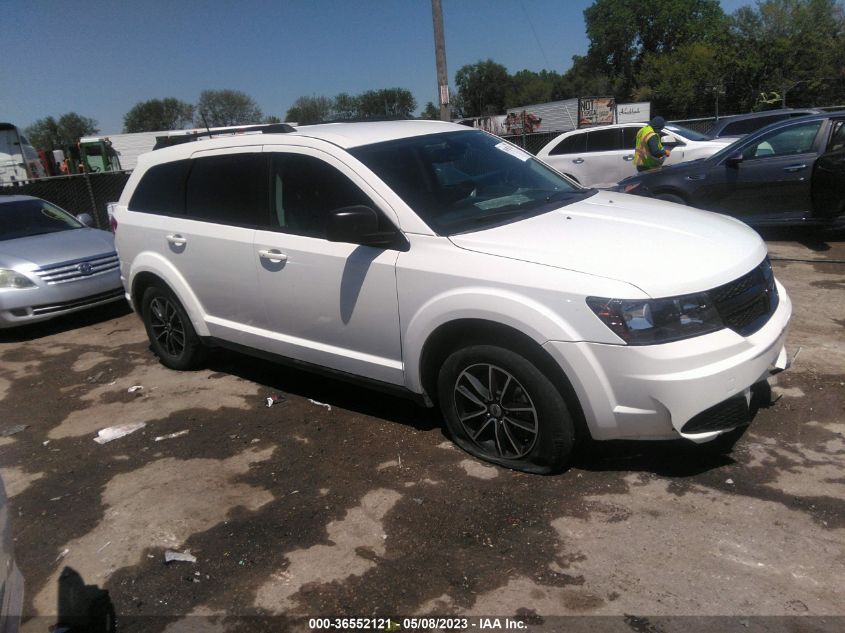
129 160 190 215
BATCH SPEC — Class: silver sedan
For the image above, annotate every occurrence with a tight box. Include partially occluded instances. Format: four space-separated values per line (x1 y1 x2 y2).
0 195 124 328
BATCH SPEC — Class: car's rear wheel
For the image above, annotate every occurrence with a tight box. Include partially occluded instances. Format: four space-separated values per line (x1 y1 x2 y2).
437 345 574 474
141 285 205 370
656 192 687 205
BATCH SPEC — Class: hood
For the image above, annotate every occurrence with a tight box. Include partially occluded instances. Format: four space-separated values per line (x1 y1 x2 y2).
448 190 766 298
0 228 115 269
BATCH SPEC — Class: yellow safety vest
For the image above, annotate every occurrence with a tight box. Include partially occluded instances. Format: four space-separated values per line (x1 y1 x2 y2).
634 125 665 170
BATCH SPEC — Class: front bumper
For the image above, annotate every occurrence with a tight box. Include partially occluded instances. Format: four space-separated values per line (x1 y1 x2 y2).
543 280 792 442
0 270 124 328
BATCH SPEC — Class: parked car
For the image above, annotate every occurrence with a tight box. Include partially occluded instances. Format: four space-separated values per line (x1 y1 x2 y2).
535 122 732 188
114 121 791 473
706 108 819 140
616 112 845 226
0 195 124 327
0 476 23 633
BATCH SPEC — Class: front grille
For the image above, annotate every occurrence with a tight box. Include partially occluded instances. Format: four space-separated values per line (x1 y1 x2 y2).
30 288 124 315
681 395 749 434
33 252 119 285
710 258 779 336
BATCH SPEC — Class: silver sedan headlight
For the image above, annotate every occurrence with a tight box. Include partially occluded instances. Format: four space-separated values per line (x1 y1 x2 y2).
0 269 36 289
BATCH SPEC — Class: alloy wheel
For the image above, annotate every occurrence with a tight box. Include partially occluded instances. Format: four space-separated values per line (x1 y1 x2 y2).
453 363 539 459
148 296 186 358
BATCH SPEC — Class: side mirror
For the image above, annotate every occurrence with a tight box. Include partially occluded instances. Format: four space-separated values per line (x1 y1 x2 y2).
326 205 396 246
725 153 744 168
76 213 94 226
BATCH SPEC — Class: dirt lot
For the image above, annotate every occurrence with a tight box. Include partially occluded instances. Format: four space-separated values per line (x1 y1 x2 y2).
1 229 843 633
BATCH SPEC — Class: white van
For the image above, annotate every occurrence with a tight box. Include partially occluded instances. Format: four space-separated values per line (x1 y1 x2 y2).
0 123 47 184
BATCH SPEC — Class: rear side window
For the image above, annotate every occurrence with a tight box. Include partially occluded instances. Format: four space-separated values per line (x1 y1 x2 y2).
586 128 622 152
129 160 189 215
185 153 268 226
549 133 587 155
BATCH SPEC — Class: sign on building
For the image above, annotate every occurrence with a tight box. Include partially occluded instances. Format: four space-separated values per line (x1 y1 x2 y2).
616 102 651 124
578 97 615 127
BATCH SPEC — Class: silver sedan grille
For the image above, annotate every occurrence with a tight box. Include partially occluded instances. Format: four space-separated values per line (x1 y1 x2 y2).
32 252 119 285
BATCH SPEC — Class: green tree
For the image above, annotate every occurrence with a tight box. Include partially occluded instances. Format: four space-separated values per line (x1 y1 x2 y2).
263 115 282 124
420 101 439 119
454 59 511 116
123 98 194 133
636 42 722 117
57 113 99 145
285 95 333 124
356 88 416 119
196 89 262 126
25 116 61 151
333 93 359 120
583 0 727 98
725 0 845 112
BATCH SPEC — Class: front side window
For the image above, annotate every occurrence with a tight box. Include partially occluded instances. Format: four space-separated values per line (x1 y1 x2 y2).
0 198 83 241
185 153 267 226
351 130 593 235
270 153 377 238
129 160 190 215
742 121 822 160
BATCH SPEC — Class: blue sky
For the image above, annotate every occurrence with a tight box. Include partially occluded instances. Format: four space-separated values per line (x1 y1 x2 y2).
2 0 751 135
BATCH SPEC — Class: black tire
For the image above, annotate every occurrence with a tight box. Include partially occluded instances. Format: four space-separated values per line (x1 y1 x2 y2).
656 192 687 205
437 345 575 474
140 284 205 370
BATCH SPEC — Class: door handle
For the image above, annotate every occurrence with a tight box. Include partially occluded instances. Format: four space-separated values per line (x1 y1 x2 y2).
166 234 186 246
258 249 288 263
783 164 807 172
623 155 634 161
572 158 584 164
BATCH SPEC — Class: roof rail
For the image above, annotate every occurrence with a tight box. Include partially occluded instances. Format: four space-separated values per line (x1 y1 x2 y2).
152 123 296 150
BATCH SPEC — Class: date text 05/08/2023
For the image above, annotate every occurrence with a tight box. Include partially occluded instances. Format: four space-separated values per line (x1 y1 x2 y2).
308 617 529 630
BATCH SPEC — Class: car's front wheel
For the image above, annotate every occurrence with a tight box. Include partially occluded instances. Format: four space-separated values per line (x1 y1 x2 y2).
437 345 575 474
140 285 205 370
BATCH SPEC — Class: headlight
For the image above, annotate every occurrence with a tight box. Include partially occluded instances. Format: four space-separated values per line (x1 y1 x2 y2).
0 269 36 289
586 293 723 345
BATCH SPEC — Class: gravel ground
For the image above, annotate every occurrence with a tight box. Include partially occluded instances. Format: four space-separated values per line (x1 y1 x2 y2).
1 229 843 633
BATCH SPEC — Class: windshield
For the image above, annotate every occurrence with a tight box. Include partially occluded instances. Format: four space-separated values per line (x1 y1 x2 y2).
0 198 84 241
665 124 713 142
350 130 594 235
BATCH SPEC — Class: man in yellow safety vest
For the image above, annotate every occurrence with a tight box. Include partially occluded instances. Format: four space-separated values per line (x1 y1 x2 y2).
634 116 671 172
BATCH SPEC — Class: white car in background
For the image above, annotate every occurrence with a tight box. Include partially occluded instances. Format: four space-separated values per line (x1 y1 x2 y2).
536 122 732 188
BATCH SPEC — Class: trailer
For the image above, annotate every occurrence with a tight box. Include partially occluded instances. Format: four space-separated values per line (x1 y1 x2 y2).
79 123 295 172
0 122 47 184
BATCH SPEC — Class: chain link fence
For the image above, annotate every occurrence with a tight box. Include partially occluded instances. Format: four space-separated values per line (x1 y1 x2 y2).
500 131 561 155
0 172 131 229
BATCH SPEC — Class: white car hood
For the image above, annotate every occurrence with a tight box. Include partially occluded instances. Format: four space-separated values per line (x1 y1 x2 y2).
448 190 767 298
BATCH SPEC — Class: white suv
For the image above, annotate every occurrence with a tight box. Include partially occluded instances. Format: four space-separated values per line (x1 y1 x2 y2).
536 122 731 188
113 121 791 473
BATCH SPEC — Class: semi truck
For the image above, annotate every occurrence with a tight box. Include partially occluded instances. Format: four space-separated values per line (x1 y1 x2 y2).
0 123 47 184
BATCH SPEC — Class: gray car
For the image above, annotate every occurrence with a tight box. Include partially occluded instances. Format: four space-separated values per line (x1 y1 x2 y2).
0 195 124 328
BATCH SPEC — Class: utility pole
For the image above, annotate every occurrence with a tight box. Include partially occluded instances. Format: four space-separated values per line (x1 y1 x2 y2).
431 0 450 121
